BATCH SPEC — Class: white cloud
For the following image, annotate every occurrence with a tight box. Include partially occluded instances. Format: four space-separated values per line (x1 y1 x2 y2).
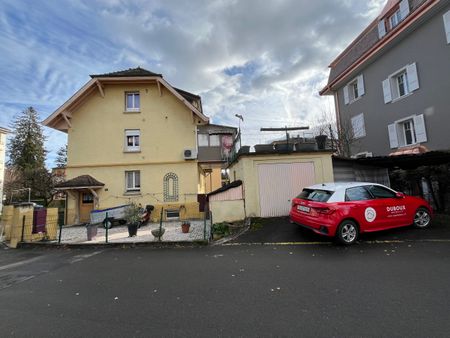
0 0 386 164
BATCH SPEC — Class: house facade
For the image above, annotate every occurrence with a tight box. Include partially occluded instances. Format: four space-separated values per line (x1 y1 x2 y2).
321 0 450 157
197 124 237 193
43 68 210 224
0 127 9 214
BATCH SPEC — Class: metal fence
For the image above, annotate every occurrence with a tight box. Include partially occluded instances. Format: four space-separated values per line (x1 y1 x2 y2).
1 207 213 246
55 209 212 244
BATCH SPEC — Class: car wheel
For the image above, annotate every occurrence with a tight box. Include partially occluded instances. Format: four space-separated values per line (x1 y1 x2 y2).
413 207 431 229
336 220 359 245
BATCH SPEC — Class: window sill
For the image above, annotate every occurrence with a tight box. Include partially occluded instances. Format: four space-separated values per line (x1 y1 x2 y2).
348 96 363 105
123 110 141 114
124 150 141 153
124 191 141 196
391 92 413 103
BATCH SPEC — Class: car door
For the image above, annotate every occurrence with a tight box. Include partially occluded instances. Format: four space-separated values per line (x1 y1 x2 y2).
344 186 376 232
366 185 409 229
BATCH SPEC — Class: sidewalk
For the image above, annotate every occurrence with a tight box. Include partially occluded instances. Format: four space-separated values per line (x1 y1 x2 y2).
59 220 210 244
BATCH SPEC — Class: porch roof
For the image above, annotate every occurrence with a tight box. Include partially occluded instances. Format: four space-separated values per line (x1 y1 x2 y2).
55 175 105 190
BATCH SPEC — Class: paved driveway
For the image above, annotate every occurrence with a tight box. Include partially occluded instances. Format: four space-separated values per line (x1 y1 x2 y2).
231 215 450 244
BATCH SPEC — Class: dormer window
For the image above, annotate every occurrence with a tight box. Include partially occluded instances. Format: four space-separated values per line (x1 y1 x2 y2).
389 9 402 29
378 0 410 39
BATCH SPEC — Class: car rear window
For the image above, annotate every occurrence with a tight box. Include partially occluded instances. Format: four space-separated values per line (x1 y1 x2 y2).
297 189 333 202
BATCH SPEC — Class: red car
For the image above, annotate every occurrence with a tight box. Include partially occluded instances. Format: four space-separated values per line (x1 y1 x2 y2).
289 182 432 245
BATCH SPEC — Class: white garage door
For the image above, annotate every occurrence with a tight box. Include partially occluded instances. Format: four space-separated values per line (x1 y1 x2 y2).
257 162 316 217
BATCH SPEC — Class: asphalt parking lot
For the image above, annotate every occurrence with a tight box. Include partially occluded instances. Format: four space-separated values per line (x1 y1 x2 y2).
230 214 450 244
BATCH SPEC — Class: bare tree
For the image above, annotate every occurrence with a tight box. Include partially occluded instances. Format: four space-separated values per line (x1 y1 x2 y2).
310 110 361 157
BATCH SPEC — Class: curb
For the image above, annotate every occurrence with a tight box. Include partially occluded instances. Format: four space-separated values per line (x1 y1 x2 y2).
16 240 210 250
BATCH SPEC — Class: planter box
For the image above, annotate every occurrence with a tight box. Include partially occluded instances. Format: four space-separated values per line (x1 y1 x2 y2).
254 144 275 153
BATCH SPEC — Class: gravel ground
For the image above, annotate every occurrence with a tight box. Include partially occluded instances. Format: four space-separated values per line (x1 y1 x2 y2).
59 220 211 244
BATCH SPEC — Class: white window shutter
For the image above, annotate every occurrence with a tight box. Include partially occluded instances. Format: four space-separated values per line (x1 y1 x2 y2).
352 113 366 139
378 20 386 38
357 75 365 96
343 86 350 105
414 114 427 143
399 0 410 20
444 10 450 44
388 124 399 148
382 79 392 103
406 63 419 91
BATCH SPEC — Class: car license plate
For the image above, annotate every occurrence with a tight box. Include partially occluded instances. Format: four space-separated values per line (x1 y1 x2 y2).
297 205 310 213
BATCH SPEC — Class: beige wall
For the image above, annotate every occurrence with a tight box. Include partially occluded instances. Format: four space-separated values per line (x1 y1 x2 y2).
64 83 205 224
229 152 334 217
205 168 222 193
210 200 245 223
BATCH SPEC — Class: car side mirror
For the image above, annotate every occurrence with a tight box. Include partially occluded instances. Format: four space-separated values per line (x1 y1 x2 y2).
395 192 405 199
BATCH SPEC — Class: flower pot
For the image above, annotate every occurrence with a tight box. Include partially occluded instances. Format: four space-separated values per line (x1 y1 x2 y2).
315 135 328 150
151 228 165 240
181 223 190 233
128 223 139 237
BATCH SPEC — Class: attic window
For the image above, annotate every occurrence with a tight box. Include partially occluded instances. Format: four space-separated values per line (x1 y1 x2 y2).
125 92 140 112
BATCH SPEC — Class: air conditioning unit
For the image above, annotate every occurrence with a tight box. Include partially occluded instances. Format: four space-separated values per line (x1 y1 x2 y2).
184 148 197 160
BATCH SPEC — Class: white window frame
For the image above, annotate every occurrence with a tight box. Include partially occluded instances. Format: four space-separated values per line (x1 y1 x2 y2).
165 209 180 220
198 133 221 147
393 70 409 99
382 63 419 104
125 170 141 192
198 134 209 147
209 134 221 147
390 10 401 29
351 113 366 139
401 119 416 146
124 129 140 152
387 114 427 149
125 92 140 112
343 74 364 105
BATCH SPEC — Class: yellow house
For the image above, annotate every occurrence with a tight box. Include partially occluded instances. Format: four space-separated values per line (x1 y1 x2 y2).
43 67 210 224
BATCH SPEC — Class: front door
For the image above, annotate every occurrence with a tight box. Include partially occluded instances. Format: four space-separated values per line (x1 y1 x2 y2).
79 192 94 223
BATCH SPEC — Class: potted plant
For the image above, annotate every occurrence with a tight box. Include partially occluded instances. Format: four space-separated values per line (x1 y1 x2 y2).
181 221 191 233
315 134 328 150
124 203 141 237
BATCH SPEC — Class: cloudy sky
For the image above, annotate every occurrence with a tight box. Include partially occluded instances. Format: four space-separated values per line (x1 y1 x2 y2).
0 0 386 167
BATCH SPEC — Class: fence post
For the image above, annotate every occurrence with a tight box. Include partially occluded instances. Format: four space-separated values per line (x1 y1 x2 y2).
21 215 26 242
58 223 63 244
203 212 207 241
105 212 109 243
159 207 163 242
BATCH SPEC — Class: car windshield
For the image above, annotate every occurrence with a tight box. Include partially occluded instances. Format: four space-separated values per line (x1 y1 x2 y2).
297 189 333 202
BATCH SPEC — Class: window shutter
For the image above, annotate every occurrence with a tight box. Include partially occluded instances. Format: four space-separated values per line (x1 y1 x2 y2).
399 0 410 20
352 113 366 139
406 63 419 91
357 75 365 96
382 79 392 103
444 10 450 44
388 124 398 148
343 86 350 105
414 114 427 143
378 20 386 38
